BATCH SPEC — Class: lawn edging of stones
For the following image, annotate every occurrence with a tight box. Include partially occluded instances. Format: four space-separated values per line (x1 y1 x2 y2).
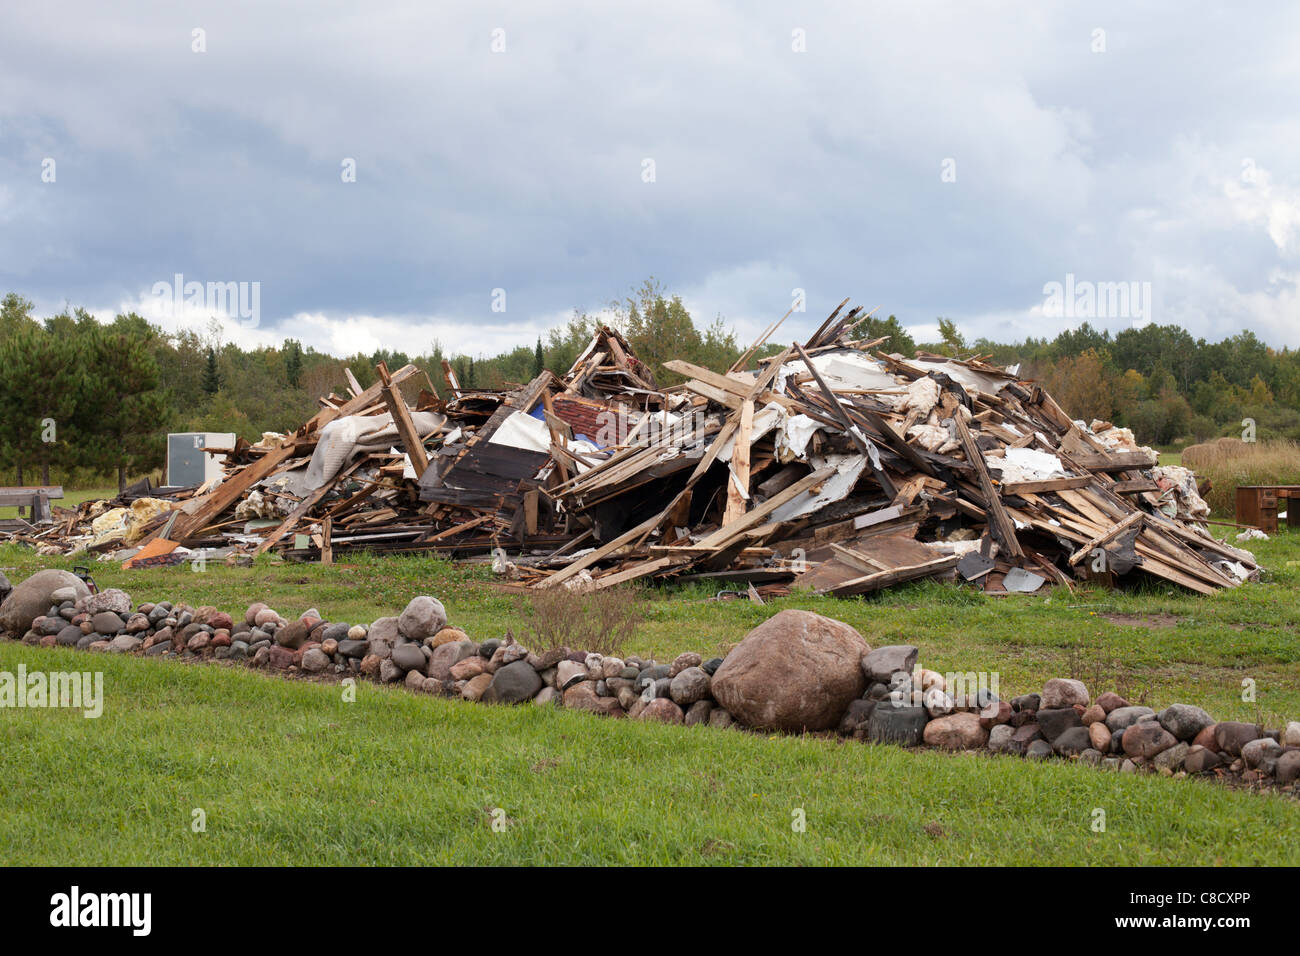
2 569 1298 794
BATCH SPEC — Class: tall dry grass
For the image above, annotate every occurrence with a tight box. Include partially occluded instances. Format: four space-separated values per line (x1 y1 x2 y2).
1180 439 1300 515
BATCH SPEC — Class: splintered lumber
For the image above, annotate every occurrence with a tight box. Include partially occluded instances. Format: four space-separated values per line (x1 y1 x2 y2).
1067 510 1144 566
952 413 1024 560
723 399 754 525
377 361 429 479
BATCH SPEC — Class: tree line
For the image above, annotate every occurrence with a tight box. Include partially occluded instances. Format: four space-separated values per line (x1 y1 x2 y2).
2 281 1298 493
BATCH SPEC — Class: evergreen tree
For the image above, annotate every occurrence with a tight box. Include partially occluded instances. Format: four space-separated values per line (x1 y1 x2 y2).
80 322 170 493
202 347 222 395
0 322 86 487
533 337 545 377
284 339 303 388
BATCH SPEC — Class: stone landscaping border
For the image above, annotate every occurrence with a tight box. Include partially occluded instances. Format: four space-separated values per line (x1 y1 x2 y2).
2 569 1298 794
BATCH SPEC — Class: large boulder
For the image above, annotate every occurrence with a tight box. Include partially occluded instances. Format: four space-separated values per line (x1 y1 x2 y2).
0 570 90 637
710 609 869 732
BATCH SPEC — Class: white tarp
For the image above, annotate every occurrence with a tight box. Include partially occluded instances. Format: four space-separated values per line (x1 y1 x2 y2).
274 409 446 496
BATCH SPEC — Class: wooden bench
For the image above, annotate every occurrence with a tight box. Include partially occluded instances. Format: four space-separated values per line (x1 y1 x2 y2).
0 485 64 527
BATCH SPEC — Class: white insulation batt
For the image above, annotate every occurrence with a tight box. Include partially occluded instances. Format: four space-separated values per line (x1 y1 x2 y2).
779 351 902 394
990 447 1069 483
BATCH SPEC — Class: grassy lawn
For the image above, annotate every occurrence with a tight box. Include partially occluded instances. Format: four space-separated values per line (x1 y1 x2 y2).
1 521 1298 865
1 640 1297 866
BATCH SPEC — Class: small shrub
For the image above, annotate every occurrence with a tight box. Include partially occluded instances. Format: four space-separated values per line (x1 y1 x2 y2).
515 586 642 657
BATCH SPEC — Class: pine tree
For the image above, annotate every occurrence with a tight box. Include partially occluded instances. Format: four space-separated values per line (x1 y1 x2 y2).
202 347 222 395
533 337 545 377
0 322 84 489
80 323 170 493
284 339 303 388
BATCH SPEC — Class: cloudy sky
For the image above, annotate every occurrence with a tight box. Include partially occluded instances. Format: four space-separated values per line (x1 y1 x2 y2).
2 1 1299 357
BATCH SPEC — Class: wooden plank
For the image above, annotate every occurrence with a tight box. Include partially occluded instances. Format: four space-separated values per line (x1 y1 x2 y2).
377 361 429 479
321 516 333 564
1070 450 1159 471
1067 510 1144 566
1000 476 1092 495
818 554 961 596
952 413 1024 560
723 399 754 525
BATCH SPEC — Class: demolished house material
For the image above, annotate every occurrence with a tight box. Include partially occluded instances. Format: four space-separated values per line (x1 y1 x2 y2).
5 301 1259 596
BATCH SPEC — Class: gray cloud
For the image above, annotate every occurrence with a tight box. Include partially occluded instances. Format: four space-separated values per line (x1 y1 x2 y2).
2 1 1298 355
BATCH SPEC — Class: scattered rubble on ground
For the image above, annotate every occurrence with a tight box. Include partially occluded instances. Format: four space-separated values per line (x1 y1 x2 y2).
2 301 1259 597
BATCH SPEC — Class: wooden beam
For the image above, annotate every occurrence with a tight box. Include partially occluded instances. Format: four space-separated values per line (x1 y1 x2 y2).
377 361 429 479
723 399 754 526
953 413 1024 560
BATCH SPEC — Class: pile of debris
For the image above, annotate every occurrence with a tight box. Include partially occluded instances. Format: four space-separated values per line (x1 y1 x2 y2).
5 300 1258 597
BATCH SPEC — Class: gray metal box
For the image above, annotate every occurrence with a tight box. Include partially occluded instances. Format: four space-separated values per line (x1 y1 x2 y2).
167 432 235 487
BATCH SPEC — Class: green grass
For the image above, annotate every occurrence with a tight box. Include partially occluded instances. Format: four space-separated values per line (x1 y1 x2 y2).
2 532 1299 865
1 641 1297 866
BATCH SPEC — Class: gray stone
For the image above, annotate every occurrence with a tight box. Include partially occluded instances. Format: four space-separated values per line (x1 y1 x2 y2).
1241 737 1283 773
669 666 711 706
390 643 427 674
301 648 330 673
398 596 447 641
1040 678 1089 709
337 638 369 658
483 660 543 704
684 700 714 726
1079 748 1104 766
1152 741 1190 773
839 698 877 735
860 645 918 683
0 570 90 636
82 588 132 616
92 611 125 636
708 708 734 729
1105 705 1156 734
866 704 928 747
1036 707 1082 743
55 625 82 647
1053 726 1093 757
1026 740 1054 760
320 622 351 644
1011 693 1041 713
1157 703 1215 741
988 724 1017 753
107 634 142 653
